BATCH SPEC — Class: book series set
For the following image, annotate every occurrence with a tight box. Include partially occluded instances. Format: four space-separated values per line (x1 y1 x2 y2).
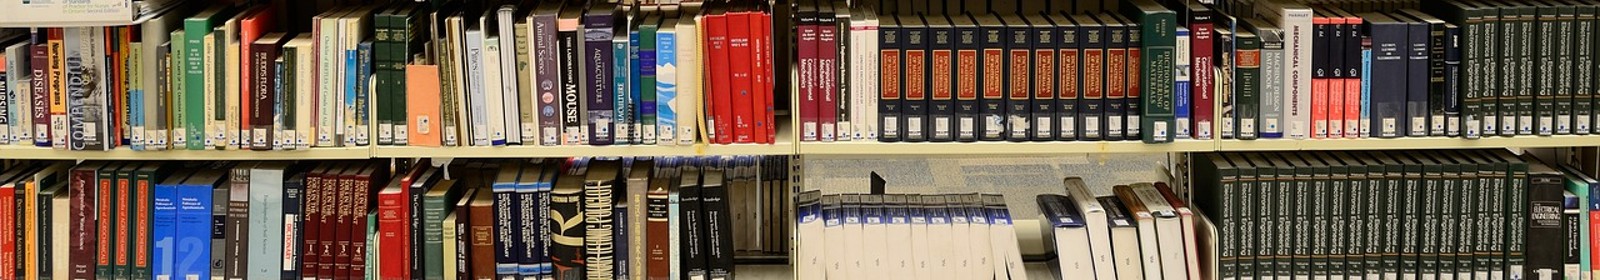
1192 149 1586 280
792 0 1600 144
0 155 789 280
0 0 779 152
793 192 1030 280
1040 180 1205 280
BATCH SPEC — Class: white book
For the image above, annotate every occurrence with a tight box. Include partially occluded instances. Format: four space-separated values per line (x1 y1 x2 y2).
985 195 1026 280
674 15 699 145
1041 194 1095 279
1156 184 1202 280
1066 178 1118 280
1127 183 1190 280
885 195 914 279
925 195 955 280
656 17 679 146
9 39 31 145
964 195 994 280
464 28 492 146
823 196 849 280
1194 211 1219 280
50 183 69 280
496 6 522 145
484 36 509 146
223 21 243 150
314 8 346 147
863 11 880 141
1113 186 1166 280
947 196 973 280
842 195 867 278
796 192 824 280
1 42 20 145
909 195 932 280
247 162 291 280
1255 0 1313 139
862 195 888 280
443 212 460 280
1100 196 1145 280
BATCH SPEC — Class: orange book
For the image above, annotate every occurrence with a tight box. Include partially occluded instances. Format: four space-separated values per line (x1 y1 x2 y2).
406 65 442 147
237 7 275 147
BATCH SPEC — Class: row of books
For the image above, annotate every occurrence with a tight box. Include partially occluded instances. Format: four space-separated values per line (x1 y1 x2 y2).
0 0 780 151
1191 149 1577 280
799 0 1600 144
793 192 1029 280
1043 180 1205 280
0 155 789 280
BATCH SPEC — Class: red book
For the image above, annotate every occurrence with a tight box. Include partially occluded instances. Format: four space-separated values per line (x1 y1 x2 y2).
1343 16 1363 138
760 10 776 143
727 10 756 143
350 165 383 280
1311 16 1331 139
238 7 276 147
319 164 351 280
115 166 132 277
747 8 773 144
705 11 734 144
376 182 407 280
106 27 123 147
797 8 819 142
1191 20 1215 140
70 163 105 280
301 164 330 279
817 8 839 142
30 42 50 147
334 165 366 280
0 175 14 280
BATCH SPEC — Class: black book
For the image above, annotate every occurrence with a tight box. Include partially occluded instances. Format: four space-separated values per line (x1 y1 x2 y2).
1075 14 1106 141
953 14 982 142
1571 0 1596 135
1029 14 1058 142
1390 12 1431 138
1524 155 1567 279
701 161 732 280
1532 1 1560 136
1511 1 1537 136
679 160 706 280
1313 12 1331 139
879 14 903 142
1323 153 1353 279
1361 13 1409 138
1100 13 1128 141
1490 149 1529 276
1395 10 1450 137
975 14 1008 141
283 171 307 280
900 14 929 142
550 166 587 279
926 14 956 142
1054 13 1081 141
557 5 585 145
1003 14 1032 142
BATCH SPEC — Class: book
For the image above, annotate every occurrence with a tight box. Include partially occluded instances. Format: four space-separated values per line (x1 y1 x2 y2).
1063 177 1115 280
878 14 902 142
583 4 619 146
468 184 495 280
701 162 732 280
927 14 957 142
1053 13 1081 142
902 14 929 142
1233 28 1261 141
1098 196 1143 280
1363 12 1407 138
550 165 585 279
674 14 700 146
1122 0 1178 143
1038 194 1093 277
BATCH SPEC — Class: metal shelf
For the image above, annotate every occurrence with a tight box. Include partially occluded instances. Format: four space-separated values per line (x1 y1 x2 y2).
0 146 373 160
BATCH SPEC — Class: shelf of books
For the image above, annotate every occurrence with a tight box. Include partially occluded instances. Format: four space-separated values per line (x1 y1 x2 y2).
1216 135 1600 151
797 139 1218 155
373 122 797 158
0 146 374 160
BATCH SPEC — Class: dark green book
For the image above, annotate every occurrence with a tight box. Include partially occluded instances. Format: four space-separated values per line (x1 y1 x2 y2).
1449 149 1492 279
1324 153 1352 278
1473 149 1511 277
1402 151 1439 279
1263 152 1295 279
640 15 660 144
1550 1 1576 135
1276 153 1313 279
1510 1 1537 135
1491 0 1517 136
1533 1 1560 135
1365 151 1406 279
95 162 127 280
1568 0 1596 135
1491 150 1530 277
1333 151 1378 278
1300 153 1333 279
131 163 174 280
373 4 396 145
422 176 465 280
1196 153 1241 279
1119 0 1177 143
1233 153 1263 280
1234 28 1261 141
1433 151 1465 278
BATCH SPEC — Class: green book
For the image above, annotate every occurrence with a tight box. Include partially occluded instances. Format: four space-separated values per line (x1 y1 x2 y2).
1325 153 1352 278
366 209 378 280
184 6 235 150
1533 3 1560 135
1234 29 1261 141
1120 0 1177 143
1365 151 1406 279
1196 153 1241 279
422 179 465 280
1229 153 1258 280
1571 1 1596 135
372 4 395 145
1489 149 1529 277
95 162 127 280
1264 152 1295 280
640 14 660 145
1427 0 1487 137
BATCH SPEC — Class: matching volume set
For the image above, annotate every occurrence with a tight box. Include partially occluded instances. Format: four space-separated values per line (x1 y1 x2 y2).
1192 149 1593 280
0 0 779 151
0 156 790 280
793 191 1031 280
795 0 1600 144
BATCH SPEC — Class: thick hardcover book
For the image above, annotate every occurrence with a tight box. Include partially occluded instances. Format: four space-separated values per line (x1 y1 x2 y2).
1245 18 1287 142
926 14 956 142
1074 14 1105 141
812 7 834 143
1102 14 1129 141
1312 14 1332 139
1396 13 1431 138
798 5 819 142
531 2 561 146
1123 0 1178 143
1182 1 1218 140
491 163 522 279
703 8 733 145
1056 14 1081 140
1024 15 1057 142
1511 3 1537 136
993 15 1029 142
584 160 620 277
465 186 494 280
183 170 225 280
226 163 260 280
93 162 124 280
1528 157 1569 279
901 14 929 142
878 15 903 142
701 166 733 280
556 6 584 145
583 4 618 146
1362 13 1407 138
974 14 1005 141
550 169 586 279
646 160 673 280
953 15 981 142
1234 28 1262 142
680 161 707 280
1571 2 1595 135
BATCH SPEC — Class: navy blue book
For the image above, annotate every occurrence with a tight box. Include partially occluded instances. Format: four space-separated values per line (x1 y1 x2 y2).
975 14 1007 141
491 163 523 279
1055 14 1081 142
1075 14 1106 141
878 15 903 142
583 3 619 145
1030 14 1059 142
282 171 306 280
953 15 981 142
926 14 956 143
517 165 544 279
1100 14 1128 141
901 14 929 142
1362 13 1408 138
1400 14 1430 137
1003 15 1033 142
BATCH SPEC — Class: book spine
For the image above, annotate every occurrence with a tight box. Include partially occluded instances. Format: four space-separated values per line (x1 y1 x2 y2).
583 178 615 278
377 190 407 280
421 192 446 280
558 27 583 146
637 25 656 146
210 186 227 280
550 187 584 279
1237 36 1261 142
1313 20 1331 139
517 183 539 279
730 13 758 144
832 14 849 144
978 25 1003 141
655 26 676 145
955 25 980 142
179 181 214 280
1031 23 1056 142
252 44 276 150
646 186 669 280
679 183 702 280
1083 26 1105 141
1057 24 1080 141
492 182 519 279
931 25 958 143
1175 28 1191 140
1577 7 1596 135
1191 20 1215 140
1106 25 1127 141
702 182 732 280
95 166 115 280
1005 24 1031 142
30 42 49 147
799 13 819 142
585 16 616 146
538 184 553 278
1343 19 1362 138
879 23 902 142
283 173 303 280
760 12 777 144
706 14 733 145
1137 10 1176 143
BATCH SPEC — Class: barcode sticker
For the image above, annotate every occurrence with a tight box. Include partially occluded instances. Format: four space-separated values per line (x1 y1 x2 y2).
1315 120 1328 137
1446 117 1460 136
1241 118 1256 136
1520 116 1534 134
802 121 818 139
1154 121 1169 141
934 116 951 137
959 118 973 136
906 118 922 137
1108 117 1122 135
1431 116 1445 132
1382 118 1397 136
884 116 899 138
1061 117 1075 135
821 123 836 142
1466 120 1482 138
1410 117 1426 135
1345 120 1360 137
1177 118 1191 137
1558 115 1572 133
1034 117 1050 138
1086 117 1101 138
1127 116 1141 135
1579 115 1591 132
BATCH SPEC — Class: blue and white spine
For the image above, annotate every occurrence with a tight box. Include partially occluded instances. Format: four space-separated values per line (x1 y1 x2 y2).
177 180 214 280
618 32 636 145
516 172 540 279
151 178 181 280
491 176 520 280
1175 27 1192 139
355 41 373 146
626 28 642 145
1360 47 1372 136
655 28 678 146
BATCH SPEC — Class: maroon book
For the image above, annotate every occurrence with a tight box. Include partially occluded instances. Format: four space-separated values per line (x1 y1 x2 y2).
70 162 106 280
300 163 333 279
249 33 293 150
30 43 49 147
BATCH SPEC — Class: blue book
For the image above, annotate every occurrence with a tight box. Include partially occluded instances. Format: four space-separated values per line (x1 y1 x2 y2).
583 4 618 145
355 41 373 146
614 31 631 145
1175 27 1192 139
516 166 543 279
177 170 224 280
151 171 193 280
627 23 642 145
274 58 287 150
656 22 678 145
491 164 522 279
1361 46 1372 137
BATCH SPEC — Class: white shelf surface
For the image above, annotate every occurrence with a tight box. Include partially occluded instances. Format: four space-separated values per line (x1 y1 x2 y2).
0 146 373 160
797 139 1217 155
